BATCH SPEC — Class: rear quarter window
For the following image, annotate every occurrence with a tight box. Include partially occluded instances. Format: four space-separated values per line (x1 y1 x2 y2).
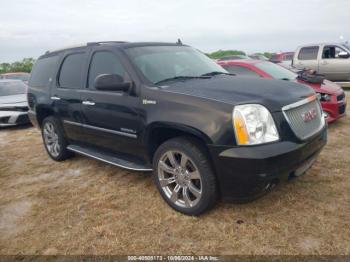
29 56 59 88
283 54 294 61
298 46 319 60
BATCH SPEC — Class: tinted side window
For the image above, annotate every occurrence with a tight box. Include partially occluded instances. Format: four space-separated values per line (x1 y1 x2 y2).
88 51 125 88
322 45 348 59
29 56 59 88
59 53 85 88
284 54 294 61
223 65 261 77
298 46 319 60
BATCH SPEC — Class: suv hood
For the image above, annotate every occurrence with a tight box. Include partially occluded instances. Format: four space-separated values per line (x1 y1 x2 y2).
163 75 315 112
0 94 28 108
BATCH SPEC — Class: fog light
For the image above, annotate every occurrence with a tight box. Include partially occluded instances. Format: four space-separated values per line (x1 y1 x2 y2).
318 93 331 101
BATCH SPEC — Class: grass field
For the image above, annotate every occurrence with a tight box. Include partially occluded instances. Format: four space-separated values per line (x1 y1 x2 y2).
0 96 349 255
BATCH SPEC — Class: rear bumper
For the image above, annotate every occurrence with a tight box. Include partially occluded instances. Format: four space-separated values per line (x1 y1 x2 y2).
209 126 327 201
0 111 30 126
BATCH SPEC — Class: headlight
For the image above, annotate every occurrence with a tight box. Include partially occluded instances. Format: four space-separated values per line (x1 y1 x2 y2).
233 104 279 145
318 93 331 101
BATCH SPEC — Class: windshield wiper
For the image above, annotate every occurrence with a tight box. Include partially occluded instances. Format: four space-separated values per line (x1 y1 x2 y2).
201 71 235 77
155 76 209 85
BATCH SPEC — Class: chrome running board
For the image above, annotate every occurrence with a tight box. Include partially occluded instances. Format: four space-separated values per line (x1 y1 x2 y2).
67 144 152 172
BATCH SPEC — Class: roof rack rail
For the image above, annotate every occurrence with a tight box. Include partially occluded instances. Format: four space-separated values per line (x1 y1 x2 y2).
87 41 128 46
45 43 88 54
45 41 128 54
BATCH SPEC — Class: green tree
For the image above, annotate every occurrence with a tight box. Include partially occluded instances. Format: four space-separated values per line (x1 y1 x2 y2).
0 58 36 74
263 52 273 59
207 50 246 59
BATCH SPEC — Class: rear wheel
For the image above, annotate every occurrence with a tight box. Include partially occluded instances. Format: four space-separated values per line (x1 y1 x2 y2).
41 116 73 161
153 137 218 216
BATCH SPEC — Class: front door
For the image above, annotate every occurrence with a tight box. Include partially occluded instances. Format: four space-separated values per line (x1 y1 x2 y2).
319 45 350 81
79 50 145 159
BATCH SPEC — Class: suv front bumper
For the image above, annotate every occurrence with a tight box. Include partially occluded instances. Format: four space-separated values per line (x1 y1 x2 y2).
0 111 29 126
209 126 327 202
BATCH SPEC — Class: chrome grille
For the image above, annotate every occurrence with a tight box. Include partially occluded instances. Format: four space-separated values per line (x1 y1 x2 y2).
283 97 325 140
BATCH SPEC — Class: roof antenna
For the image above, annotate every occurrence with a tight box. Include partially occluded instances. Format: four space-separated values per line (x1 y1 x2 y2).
176 38 183 45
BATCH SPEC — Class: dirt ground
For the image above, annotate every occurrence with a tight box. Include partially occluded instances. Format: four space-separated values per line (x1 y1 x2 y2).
0 97 349 255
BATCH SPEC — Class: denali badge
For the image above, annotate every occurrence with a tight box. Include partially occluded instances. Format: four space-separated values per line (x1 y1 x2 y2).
142 99 157 105
302 108 317 122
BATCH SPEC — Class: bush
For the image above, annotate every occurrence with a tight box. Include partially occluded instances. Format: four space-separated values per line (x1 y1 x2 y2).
0 58 35 74
207 50 246 59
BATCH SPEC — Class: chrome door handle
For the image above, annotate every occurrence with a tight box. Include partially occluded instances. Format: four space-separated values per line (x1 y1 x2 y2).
50 96 61 100
82 100 95 106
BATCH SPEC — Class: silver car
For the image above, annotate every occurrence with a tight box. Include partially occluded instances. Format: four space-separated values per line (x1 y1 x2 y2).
293 43 350 81
0 80 30 126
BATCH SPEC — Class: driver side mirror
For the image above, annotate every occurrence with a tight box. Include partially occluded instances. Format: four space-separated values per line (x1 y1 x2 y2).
94 74 131 92
338 51 350 59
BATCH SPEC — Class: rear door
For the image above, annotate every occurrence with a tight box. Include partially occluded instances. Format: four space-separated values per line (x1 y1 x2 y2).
79 47 144 158
51 50 87 142
318 45 350 81
293 46 320 71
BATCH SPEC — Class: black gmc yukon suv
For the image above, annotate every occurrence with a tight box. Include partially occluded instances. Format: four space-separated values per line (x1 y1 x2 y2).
28 42 327 215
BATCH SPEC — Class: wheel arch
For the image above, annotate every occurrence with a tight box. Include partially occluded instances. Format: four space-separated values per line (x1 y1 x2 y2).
144 122 213 163
36 105 55 127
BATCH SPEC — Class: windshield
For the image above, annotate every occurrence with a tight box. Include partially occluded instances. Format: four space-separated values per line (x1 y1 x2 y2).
256 55 269 61
0 81 26 96
125 45 227 84
255 61 297 80
342 44 350 51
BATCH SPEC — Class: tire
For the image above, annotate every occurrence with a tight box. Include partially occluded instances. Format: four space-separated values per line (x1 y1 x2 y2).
152 137 218 216
41 116 73 161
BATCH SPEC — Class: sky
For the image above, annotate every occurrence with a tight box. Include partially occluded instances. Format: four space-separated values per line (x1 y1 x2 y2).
0 0 349 62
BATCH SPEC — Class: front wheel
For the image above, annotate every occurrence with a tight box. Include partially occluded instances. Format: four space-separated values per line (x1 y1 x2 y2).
153 137 218 216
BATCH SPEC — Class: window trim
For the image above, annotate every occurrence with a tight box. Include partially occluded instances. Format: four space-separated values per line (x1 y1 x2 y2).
297 46 319 61
57 51 86 89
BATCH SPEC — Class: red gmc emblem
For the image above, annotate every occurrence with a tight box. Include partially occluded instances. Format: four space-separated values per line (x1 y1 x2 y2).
302 108 317 122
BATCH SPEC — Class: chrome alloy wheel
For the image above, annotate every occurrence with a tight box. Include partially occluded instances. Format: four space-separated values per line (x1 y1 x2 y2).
157 150 202 208
43 122 60 158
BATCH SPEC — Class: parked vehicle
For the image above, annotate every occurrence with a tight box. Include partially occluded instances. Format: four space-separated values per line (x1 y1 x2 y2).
248 53 269 61
293 43 350 81
0 80 30 126
28 41 327 215
0 72 30 85
270 52 294 68
218 55 250 61
218 59 346 123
